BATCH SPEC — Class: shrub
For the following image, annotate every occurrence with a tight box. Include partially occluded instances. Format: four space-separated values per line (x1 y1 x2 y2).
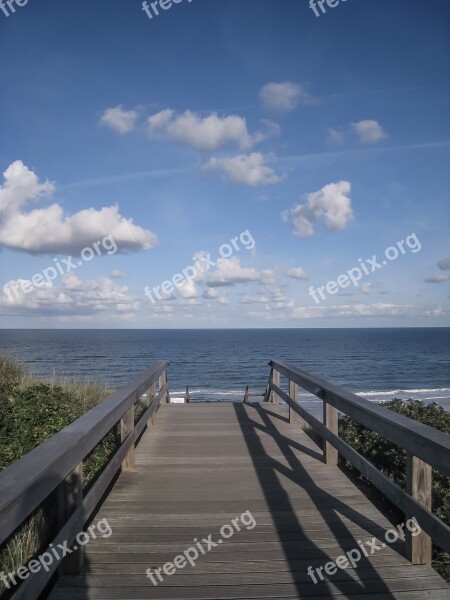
339 399 450 581
0 355 115 596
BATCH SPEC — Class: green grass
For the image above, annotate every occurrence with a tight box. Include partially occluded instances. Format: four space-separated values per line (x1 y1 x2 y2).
0 354 117 596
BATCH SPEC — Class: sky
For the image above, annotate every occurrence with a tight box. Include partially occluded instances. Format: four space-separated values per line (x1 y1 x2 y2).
0 0 449 328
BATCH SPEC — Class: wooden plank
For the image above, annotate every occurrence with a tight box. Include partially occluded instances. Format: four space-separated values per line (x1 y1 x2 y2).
54 569 439 587
48 592 450 600
48 403 449 600
82 556 412 573
48 577 450 599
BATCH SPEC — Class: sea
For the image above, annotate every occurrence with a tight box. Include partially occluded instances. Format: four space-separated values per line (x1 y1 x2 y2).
0 328 449 418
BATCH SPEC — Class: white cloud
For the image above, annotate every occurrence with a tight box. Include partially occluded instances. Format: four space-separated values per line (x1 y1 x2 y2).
352 120 388 144
202 287 229 305
282 181 353 237
240 295 270 304
0 159 54 214
424 274 449 283
361 282 375 295
327 128 345 145
207 256 275 287
260 119 281 138
247 303 450 323
287 267 308 280
110 270 127 279
0 161 158 254
1 272 139 315
100 105 138 135
202 288 218 299
291 303 418 319
202 153 282 186
424 305 450 318
438 258 450 270
147 109 261 151
260 82 315 111
240 292 294 311
177 279 198 299
240 285 294 311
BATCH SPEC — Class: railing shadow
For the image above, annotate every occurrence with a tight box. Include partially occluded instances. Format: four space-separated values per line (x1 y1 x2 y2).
233 401 399 598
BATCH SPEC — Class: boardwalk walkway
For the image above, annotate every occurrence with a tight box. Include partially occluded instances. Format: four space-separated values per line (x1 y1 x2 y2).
49 402 450 599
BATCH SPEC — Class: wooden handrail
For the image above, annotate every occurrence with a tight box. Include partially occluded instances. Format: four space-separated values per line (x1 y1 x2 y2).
266 359 450 566
269 359 450 475
0 360 170 599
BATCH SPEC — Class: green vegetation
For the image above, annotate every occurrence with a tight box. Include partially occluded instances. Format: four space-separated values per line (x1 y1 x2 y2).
0 355 120 596
338 399 450 582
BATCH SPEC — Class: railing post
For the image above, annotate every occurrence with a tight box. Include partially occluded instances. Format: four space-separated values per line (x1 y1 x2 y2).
159 369 170 403
271 370 280 403
263 368 273 402
57 463 83 574
406 455 432 565
288 380 298 424
121 405 135 470
323 399 338 465
147 383 157 426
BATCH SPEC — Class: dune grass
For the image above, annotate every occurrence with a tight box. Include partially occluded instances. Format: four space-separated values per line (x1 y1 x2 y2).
0 354 116 596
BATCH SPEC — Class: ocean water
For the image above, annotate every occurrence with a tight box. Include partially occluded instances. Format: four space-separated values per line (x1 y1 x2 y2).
0 329 449 415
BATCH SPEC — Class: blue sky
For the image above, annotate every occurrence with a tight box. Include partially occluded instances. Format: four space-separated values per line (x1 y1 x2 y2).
0 0 449 328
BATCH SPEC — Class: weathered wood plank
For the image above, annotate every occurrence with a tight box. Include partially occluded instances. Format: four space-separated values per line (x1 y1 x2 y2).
406 454 433 565
48 403 450 600
50 577 450 600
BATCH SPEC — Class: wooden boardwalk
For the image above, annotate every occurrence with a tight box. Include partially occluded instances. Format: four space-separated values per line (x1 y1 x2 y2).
49 402 450 600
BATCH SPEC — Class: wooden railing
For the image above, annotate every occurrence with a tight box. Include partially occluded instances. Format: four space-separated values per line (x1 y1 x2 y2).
264 359 450 566
0 360 170 599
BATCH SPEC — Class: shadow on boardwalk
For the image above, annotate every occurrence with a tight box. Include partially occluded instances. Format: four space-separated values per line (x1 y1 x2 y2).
233 402 398 599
